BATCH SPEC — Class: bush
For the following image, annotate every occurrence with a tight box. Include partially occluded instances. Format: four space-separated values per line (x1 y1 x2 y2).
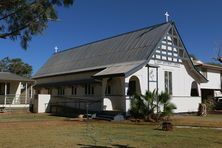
203 98 216 111
130 90 176 122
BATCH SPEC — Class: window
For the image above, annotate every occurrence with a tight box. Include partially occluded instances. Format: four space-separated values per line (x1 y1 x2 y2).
105 79 112 95
201 69 207 79
57 87 65 95
47 88 52 95
105 85 111 95
127 80 136 96
72 86 77 95
84 84 94 95
164 71 172 95
191 81 199 96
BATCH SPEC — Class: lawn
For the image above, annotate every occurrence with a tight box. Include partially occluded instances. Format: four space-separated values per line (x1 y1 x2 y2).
0 113 222 148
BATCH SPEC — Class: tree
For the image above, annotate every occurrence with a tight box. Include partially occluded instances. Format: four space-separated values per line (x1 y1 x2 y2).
0 57 32 77
0 0 74 49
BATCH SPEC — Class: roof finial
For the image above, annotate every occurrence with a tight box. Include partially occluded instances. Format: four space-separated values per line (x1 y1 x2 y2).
54 46 58 53
165 11 169 22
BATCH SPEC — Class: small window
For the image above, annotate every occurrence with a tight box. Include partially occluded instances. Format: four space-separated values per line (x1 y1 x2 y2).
72 86 77 95
173 38 178 46
84 84 94 95
165 71 172 95
179 49 184 57
105 85 111 95
57 88 65 95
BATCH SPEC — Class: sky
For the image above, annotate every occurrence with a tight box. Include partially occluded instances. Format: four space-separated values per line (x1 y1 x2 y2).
0 0 222 75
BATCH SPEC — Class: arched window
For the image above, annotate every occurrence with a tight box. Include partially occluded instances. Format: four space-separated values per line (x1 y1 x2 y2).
191 81 199 96
127 76 141 96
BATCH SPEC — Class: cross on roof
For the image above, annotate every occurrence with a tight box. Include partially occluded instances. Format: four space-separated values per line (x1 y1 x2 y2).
165 12 169 22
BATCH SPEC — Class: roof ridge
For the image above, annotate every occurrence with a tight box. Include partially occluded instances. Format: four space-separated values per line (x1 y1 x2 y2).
55 21 173 55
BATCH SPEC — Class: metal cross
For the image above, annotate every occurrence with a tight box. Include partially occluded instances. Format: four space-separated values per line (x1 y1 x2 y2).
165 12 169 22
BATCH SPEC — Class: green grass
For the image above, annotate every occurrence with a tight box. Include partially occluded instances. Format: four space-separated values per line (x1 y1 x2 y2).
172 114 222 128
0 113 66 122
0 113 222 147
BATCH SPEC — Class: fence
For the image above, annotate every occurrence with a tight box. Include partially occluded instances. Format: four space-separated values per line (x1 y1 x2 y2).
0 94 31 105
49 96 102 113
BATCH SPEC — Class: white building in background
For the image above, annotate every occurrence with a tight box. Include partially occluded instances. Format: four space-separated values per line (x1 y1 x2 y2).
33 21 220 114
194 61 222 100
0 72 34 108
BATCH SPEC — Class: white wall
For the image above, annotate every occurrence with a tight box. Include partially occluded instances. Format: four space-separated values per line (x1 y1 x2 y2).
33 94 51 113
124 59 201 113
125 66 148 112
171 96 201 113
200 69 221 90
125 66 148 95
149 60 200 96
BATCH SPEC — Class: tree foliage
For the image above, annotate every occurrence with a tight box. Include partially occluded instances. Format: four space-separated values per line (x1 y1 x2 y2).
0 0 74 49
0 57 32 77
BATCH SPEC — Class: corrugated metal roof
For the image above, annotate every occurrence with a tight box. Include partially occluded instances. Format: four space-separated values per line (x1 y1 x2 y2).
0 72 34 82
33 22 172 78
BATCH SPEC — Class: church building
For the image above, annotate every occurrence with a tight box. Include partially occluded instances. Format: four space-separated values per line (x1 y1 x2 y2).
33 21 219 114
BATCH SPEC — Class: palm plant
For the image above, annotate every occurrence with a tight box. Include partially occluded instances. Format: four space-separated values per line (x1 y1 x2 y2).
130 90 157 121
158 92 177 121
130 90 176 123
130 93 146 118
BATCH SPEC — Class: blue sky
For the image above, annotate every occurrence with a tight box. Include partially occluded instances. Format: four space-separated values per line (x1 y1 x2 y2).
0 0 222 75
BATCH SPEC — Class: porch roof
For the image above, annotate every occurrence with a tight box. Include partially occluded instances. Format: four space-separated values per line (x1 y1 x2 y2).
0 72 34 82
93 60 146 77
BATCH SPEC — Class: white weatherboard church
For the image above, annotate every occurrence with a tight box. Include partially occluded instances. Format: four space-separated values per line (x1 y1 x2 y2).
33 20 221 114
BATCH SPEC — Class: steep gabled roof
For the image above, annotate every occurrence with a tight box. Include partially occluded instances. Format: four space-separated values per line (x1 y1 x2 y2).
33 22 171 78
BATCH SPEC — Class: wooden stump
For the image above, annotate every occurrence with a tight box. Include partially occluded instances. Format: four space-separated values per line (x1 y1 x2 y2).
162 121 173 131
197 103 207 116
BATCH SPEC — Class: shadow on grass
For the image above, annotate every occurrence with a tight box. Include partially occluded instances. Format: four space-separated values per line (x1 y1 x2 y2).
77 144 135 148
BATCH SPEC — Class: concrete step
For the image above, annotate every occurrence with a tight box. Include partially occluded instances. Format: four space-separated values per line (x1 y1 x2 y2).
94 111 125 121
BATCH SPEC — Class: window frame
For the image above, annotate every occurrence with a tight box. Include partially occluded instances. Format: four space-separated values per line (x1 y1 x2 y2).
57 87 65 96
164 71 172 95
71 86 77 95
84 83 94 95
